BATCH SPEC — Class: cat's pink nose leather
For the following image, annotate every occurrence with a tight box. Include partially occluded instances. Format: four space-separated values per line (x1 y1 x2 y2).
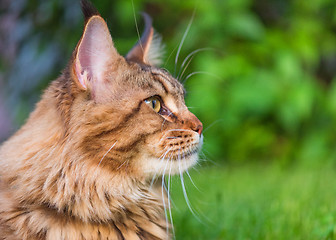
195 123 203 135
184 112 203 135
191 118 203 135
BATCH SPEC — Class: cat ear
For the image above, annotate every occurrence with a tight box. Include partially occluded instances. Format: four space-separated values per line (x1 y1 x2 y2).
126 13 165 66
74 15 121 90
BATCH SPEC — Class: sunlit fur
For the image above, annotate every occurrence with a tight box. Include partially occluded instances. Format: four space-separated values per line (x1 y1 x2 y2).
0 1 203 239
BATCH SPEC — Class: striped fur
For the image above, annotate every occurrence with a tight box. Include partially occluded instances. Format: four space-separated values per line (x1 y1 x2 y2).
0 1 203 239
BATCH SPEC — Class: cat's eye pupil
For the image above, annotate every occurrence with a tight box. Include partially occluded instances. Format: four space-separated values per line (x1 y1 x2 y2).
151 100 156 108
145 97 161 113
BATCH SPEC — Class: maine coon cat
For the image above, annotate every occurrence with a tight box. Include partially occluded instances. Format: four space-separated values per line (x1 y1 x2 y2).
0 0 203 239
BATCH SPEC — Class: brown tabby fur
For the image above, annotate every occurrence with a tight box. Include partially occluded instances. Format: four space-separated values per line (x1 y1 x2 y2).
0 1 203 239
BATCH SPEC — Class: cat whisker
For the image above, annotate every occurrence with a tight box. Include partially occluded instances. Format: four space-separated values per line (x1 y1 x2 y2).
166 137 178 139
96 141 117 170
116 158 129 170
178 55 194 82
157 128 194 146
185 168 200 192
198 148 219 167
186 106 198 109
161 154 171 238
184 146 201 192
131 0 143 52
167 158 175 239
202 119 224 134
166 128 195 134
178 47 213 80
161 175 169 238
183 71 222 83
161 111 174 131
149 147 172 188
174 9 195 77
164 44 179 69
193 153 206 167
178 149 201 222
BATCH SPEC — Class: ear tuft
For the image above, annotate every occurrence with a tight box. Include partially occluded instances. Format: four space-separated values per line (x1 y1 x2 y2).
126 13 165 67
80 0 100 23
146 31 165 66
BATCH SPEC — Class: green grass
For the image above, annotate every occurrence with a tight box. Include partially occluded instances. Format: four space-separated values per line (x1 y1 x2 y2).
170 164 336 240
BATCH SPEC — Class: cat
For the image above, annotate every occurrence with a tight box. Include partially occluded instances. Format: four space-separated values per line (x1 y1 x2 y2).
0 0 203 239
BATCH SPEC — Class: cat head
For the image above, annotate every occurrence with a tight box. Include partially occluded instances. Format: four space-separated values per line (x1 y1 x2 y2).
65 0 203 180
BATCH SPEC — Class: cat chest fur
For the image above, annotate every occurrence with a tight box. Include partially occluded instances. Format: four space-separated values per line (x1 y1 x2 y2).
0 181 168 240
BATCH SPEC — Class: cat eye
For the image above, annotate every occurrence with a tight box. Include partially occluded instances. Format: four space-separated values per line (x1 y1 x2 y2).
145 96 161 113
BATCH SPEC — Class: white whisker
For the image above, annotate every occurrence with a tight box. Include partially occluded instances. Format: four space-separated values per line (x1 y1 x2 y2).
116 158 129 170
157 128 196 146
180 48 213 73
97 141 117 168
203 119 224 134
178 48 213 80
178 55 194 82
164 44 179 68
174 9 196 76
150 147 172 188
199 149 219 167
185 169 200 192
167 159 175 239
166 128 195 133
186 106 199 109
161 112 174 131
161 155 171 238
131 0 143 52
183 71 222 83
178 150 201 222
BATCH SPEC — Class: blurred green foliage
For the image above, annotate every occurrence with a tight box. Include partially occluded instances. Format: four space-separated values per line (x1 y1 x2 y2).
2 0 336 165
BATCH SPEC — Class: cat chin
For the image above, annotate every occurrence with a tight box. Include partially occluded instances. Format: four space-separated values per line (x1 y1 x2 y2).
139 152 199 177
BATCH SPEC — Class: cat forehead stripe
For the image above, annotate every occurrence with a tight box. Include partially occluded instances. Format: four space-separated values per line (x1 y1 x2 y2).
151 73 169 94
150 69 184 96
150 69 174 85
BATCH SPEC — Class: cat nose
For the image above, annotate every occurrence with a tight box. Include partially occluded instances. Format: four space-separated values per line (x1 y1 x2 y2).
191 120 203 135
183 112 203 135
194 123 203 135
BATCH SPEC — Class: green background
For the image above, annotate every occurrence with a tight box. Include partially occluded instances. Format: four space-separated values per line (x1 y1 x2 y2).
2 0 336 239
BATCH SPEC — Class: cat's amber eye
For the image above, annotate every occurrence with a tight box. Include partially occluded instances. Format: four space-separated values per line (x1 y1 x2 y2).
145 96 161 113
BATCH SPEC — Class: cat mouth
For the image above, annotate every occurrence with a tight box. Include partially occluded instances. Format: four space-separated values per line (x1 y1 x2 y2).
141 135 202 176
159 130 203 158
168 147 199 161
167 134 203 160
141 143 201 176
